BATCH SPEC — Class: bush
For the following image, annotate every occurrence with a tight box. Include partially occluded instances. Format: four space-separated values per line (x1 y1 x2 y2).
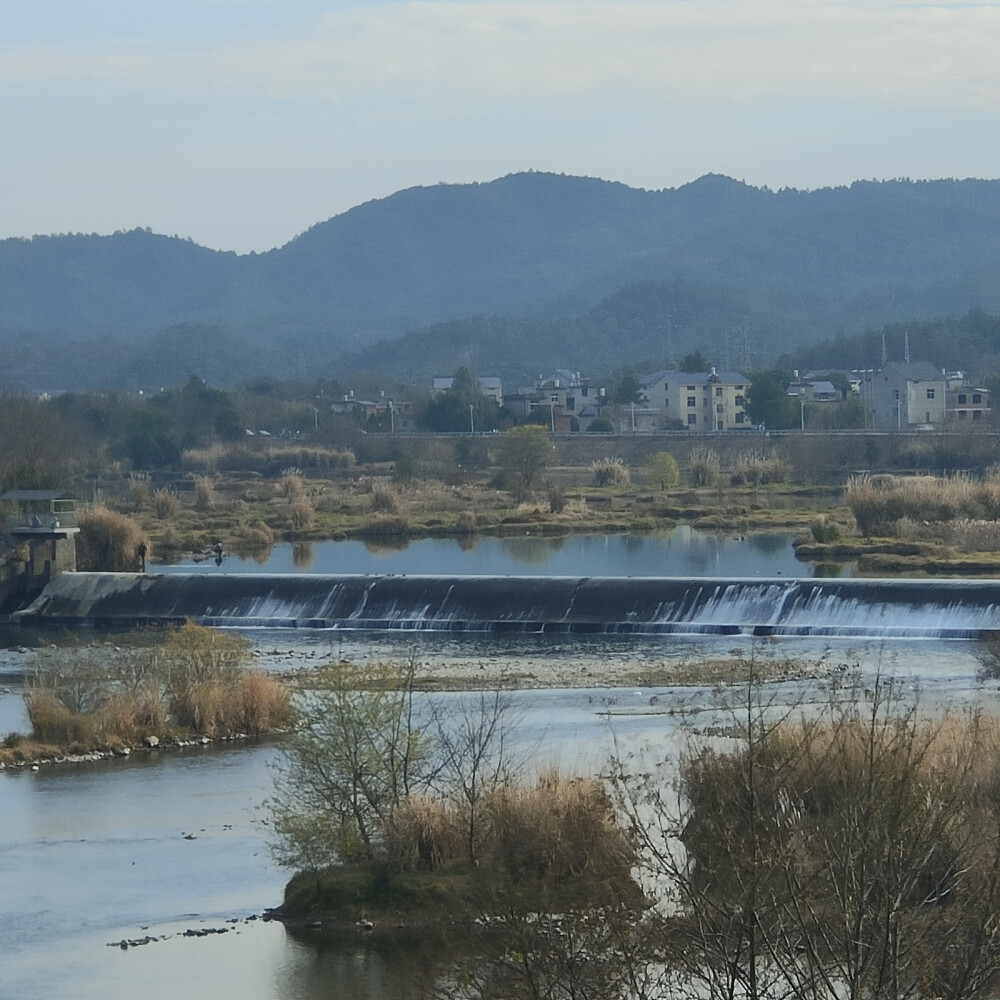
810 517 841 543
193 478 216 512
591 457 631 487
289 499 315 533
731 449 790 486
77 505 149 572
689 448 721 487
644 451 680 490
370 482 401 514
153 489 180 520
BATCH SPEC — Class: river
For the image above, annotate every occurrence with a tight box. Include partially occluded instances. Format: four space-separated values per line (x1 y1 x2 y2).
3 531 995 1000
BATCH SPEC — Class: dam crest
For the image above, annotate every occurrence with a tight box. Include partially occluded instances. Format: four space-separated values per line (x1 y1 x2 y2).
13 573 1000 640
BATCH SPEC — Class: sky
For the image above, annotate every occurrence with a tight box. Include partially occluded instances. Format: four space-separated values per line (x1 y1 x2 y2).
2 0 999 253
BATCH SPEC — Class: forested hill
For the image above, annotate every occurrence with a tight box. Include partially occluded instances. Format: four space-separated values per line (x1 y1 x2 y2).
3 172 1000 388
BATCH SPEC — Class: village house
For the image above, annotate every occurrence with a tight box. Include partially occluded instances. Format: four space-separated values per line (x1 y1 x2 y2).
860 362 947 430
944 372 991 424
639 368 751 431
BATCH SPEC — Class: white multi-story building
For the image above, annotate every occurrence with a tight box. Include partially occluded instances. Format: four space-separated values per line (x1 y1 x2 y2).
639 368 751 431
860 362 946 430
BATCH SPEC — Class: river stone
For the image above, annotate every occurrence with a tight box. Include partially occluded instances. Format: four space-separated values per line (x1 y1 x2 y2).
144 735 160 748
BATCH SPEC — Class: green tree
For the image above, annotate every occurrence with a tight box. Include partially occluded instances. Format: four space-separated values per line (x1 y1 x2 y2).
492 425 555 497
643 451 680 490
679 351 711 371
269 660 434 872
610 373 642 404
745 372 798 429
422 368 501 432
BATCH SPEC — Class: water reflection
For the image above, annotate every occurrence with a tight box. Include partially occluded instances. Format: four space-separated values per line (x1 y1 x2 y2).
363 537 411 555
498 534 568 566
150 529 841 579
292 543 315 570
280 929 442 1000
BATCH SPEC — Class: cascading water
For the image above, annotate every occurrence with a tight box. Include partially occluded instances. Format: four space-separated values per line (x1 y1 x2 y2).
13 573 1000 639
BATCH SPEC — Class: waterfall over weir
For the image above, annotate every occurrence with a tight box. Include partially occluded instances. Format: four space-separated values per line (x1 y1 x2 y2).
13 573 1000 638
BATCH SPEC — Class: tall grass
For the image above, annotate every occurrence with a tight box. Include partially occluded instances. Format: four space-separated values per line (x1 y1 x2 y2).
845 473 1000 535
591 457 631 487
24 624 294 750
731 449 790 486
76 505 149 571
689 448 721 487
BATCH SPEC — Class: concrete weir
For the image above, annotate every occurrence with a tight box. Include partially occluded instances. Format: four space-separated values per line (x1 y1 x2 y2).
12 573 1000 638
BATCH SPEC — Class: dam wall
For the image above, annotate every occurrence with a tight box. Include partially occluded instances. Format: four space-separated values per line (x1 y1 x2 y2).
14 573 1000 639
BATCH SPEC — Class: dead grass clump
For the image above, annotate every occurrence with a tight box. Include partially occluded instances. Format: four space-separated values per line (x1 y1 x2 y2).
77 505 149 572
234 672 296 736
689 448 721 487
384 799 466 871
845 473 994 535
281 472 305 498
129 476 150 511
483 772 635 886
153 489 180 520
731 450 790 486
370 481 401 514
193 478 216 512
25 690 96 746
238 519 275 547
96 690 166 745
591 457 631 487
289 499 316 532
357 515 411 539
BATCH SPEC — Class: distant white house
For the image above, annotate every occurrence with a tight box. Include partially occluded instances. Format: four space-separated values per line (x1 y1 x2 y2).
640 368 751 431
431 376 504 407
860 362 946 429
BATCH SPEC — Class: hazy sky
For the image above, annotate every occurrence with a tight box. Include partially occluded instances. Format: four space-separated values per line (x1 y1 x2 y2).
3 0 999 253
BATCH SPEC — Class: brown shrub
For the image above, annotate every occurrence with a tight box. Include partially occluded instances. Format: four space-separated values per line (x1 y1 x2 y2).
370 482 401 514
25 690 95 746
77 505 149 572
153 489 180 520
289 499 315 532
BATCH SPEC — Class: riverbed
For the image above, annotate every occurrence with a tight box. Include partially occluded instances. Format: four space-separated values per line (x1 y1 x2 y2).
2 625 997 1000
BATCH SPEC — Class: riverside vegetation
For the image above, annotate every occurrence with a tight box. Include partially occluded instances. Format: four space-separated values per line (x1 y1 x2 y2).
267 656 1000 1000
0 622 294 767
52 430 1000 579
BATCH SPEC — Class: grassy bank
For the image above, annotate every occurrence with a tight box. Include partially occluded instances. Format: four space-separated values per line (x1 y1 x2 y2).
0 623 294 767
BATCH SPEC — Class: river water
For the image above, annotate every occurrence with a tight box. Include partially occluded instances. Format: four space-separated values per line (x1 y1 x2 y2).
4 532 995 1000
151 528 846 578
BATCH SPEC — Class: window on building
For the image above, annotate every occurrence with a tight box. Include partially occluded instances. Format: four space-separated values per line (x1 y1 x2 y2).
736 385 744 390
550 394 559 404
958 394 967 404
974 411 982 420
687 397 696 407
735 412 745 423
892 389 900 400
716 404 724 413
687 414 697 425
926 388 936 400
959 411 968 419
565 397 575 411
687 385 696 391
735 395 745 406
715 387 723 397
974 394 982 404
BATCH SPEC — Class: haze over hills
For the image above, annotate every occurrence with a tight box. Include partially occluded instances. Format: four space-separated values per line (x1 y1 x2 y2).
2 172 999 389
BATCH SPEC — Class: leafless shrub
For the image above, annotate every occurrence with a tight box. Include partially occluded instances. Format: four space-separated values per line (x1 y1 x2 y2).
591 457 631 487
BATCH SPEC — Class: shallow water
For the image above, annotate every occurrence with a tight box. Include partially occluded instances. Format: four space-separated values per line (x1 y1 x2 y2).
152 528 843 579
3 634 998 999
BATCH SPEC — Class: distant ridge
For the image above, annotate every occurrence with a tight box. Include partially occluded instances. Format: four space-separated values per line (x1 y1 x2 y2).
2 173 999 388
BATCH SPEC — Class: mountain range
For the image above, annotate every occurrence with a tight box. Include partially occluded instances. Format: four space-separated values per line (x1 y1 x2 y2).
2 171 999 389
